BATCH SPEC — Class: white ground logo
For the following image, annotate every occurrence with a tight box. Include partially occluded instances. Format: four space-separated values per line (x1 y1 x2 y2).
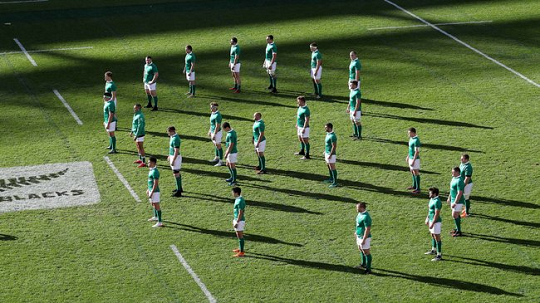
0 161 100 213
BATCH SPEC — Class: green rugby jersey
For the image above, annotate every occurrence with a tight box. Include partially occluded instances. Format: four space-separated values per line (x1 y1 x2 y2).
105 81 117 95
349 58 362 80
460 162 473 183
103 101 117 123
230 45 241 64
144 63 158 83
408 136 421 159
349 88 361 112
325 132 337 155
226 129 238 154
169 133 181 156
296 106 310 127
210 111 222 133
147 167 160 192
428 197 442 223
253 120 266 142
185 52 196 72
311 50 322 68
356 211 372 237
234 196 246 221
131 111 145 137
450 176 465 204
265 43 277 61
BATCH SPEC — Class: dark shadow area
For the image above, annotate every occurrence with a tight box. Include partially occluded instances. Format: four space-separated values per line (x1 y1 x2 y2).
337 158 440 175
249 252 359 274
374 268 522 297
366 112 493 130
182 167 271 183
366 137 484 153
0 234 17 241
163 222 302 247
158 108 252 122
363 98 433 111
145 131 209 143
466 233 540 248
475 214 540 228
205 95 297 109
473 196 540 210
184 192 322 215
243 183 358 204
445 255 540 276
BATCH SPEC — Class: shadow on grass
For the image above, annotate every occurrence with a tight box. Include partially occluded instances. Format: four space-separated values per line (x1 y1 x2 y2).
205 95 297 109
366 137 484 153
474 214 540 228
182 167 271 183
163 222 302 247
0 234 17 241
337 158 440 175
249 252 359 274
145 131 209 143
445 255 540 276
363 98 434 111
474 196 540 210
466 233 540 248
185 192 322 215
158 108 253 122
366 112 494 129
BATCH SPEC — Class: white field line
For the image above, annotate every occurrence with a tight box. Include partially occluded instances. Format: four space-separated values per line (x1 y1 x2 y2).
0 46 94 55
13 38 37 66
368 20 492 30
52 89 83 125
104 156 142 203
0 0 47 3
384 0 540 88
170 245 217 303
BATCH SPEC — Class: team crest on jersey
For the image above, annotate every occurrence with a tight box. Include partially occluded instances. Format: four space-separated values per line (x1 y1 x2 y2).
0 161 100 213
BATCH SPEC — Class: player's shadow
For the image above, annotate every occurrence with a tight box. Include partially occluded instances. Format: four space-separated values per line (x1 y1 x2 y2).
163 222 303 247
205 95 297 109
145 131 208 143
158 108 252 122
363 98 434 111
249 252 359 274
466 233 540 247
444 255 540 276
0 234 17 241
366 112 494 129
336 159 440 175
474 213 540 228
473 196 540 210
366 137 484 153
184 192 323 215
182 167 271 183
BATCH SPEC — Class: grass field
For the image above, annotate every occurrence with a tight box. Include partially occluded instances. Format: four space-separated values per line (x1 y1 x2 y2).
1 0 539 302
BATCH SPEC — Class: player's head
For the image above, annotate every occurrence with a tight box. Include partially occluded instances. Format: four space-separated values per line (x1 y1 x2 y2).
461 153 469 163
134 103 142 112
231 37 238 45
297 96 306 107
232 187 241 197
103 91 113 102
408 127 417 137
356 202 367 212
167 126 176 136
145 56 152 64
349 80 358 90
210 102 218 112
222 122 231 131
104 71 113 81
325 122 333 132
148 156 157 167
254 112 262 121
429 187 439 198
185 45 192 53
266 35 274 43
452 166 461 177
350 51 357 60
310 42 318 51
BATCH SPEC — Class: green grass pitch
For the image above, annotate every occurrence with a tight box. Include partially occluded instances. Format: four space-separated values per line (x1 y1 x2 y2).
1 0 539 301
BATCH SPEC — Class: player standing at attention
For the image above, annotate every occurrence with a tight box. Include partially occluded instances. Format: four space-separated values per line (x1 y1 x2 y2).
425 187 443 261
448 167 465 237
183 45 197 98
354 202 372 274
143 56 159 111
263 35 278 93
232 187 246 257
130 104 146 168
208 102 224 166
229 37 241 93
104 71 117 107
167 126 183 198
295 96 311 159
310 43 323 99
147 157 163 227
347 80 362 140
103 92 117 154
223 122 238 186
252 112 267 174
323 123 338 188
348 51 362 85
459 154 474 217
406 127 421 194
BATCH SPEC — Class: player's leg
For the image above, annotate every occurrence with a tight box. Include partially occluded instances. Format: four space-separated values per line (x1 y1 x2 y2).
328 161 337 187
295 133 305 156
301 137 310 159
225 159 233 182
230 162 237 184
452 205 462 236
234 72 241 92
433 232 442 260
152 201 163 227
426 232 436 254
257 151 266 173
150 87 158 110
362 246 372 273
108 129 117 153
145 87 153 108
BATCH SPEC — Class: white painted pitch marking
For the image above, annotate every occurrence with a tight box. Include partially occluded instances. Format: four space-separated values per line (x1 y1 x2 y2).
384 0 540 88
0 46 94 55
170 245 217 303
13 38 37 66
104 156 142 203
52 89 83 125
0 0 47 3
368 20 492 30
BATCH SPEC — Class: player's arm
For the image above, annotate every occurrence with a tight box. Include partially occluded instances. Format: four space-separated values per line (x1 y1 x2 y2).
412 147 419 162
213 123 221 137
304 115 310 129
150 178 159 197
111 90 117 101
270 52 277 65
172 147 179 162
151 71 159 84
130 118 137 137
454 190 463 207
256 130 264 146
236 210 244 225
107 109 114 127
233 54 239 66
355 96 361 114
315 59 322 74
355 69 360 82
429 209 440 228
464 176 471 186
362 226 371 243
189 62 195 74
330 140 336 155
224 142 234 157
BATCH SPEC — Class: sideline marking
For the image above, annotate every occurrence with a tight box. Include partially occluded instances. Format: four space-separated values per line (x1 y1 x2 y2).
13 38 37 66
368 20 492 30
0 0 47 3
170 245 217 303
104 156 142 202
384 0 540 88
0 46 93 55
52 89 83 125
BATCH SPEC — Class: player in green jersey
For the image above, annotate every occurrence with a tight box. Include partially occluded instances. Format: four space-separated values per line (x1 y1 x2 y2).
448 167 465 237
354 202 372 274
295 96 311 159
406 127 421 194
183 45 197 98
323 123 338 188
146 157 163 227
130 104 146 168
143 56 159 111
263 35 278 93
167 126 183 197
347 80 362 140
223 122 238 186
208 102 224 166
459 154 474 217
252 112 267 174
229 37 242 93
425 187 443 261
310 42 323 99
103 92 117 154
232 187 246 257
348 51 362 84
104 71 117 107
